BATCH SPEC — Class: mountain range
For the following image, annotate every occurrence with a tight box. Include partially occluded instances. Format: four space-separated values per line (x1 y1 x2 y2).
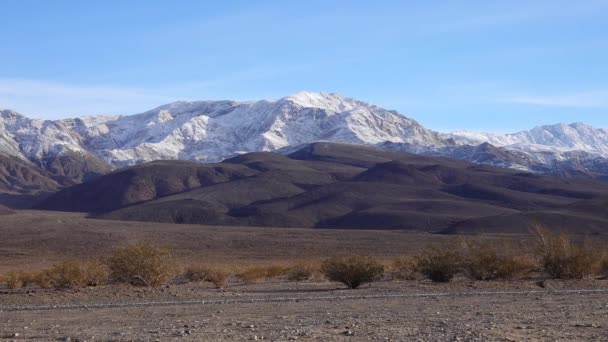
1 91 608 199
34 142 608 234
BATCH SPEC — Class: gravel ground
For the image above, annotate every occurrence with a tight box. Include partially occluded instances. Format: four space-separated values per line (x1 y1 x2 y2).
1 280 608 341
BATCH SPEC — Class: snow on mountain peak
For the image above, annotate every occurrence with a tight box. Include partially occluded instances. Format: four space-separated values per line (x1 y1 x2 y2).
450 121 608 162
282 91 361 112
0 93 450 167
2 94 608 180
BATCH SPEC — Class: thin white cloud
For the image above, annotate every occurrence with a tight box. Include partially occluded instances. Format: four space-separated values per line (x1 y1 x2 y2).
0 79 178 119
509 90 608 108
0 63 305 119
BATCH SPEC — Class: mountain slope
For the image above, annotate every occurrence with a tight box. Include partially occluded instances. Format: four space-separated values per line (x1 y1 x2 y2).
2 93 608 180
449 123 608 178
452 123 608 156
1 93 447 167
37 142 608 234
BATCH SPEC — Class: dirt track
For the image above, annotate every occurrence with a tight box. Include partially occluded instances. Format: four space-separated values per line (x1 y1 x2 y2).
2 281 608 341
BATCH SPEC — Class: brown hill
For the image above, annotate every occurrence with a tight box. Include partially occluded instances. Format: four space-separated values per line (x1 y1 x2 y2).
0 155 62 194
37 150 112 183
36 142 608 234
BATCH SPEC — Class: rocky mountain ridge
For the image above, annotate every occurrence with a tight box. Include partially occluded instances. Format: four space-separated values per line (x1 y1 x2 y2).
1 92 608 186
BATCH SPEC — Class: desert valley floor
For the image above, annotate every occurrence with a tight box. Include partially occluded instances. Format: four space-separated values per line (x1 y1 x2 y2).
1 211 607 341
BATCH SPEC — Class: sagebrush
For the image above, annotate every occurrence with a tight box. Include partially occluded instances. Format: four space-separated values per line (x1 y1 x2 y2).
535 227 601 279
321 255 384 289
416 245 461 282
108 243 174 287
391 257 418 280
461 239 534 281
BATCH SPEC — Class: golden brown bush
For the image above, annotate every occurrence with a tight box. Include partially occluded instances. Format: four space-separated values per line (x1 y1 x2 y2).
321 255 384 289
416 246 461 282
264 265 290 278
237 267 267 284
36 260 108 290
204 268 230 288
287 263 314 281
184 264 210 282
535 227 601 279
184 264 231 288
391 257 418 280
108 243 174 287
2 271 34 289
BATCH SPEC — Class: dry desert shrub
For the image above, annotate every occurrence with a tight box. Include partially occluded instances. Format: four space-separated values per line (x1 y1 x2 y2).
204 268 231 288
184 264 230 288
462 239 535 281
535 227 602 279
183 264 209 282
36 260 108 290
391 257 418 280
416 245 462 282
2 271 35 289
321 255 384 289
264 265 290 278
601 258 608 278
237 267 268 284
108 243 174 287
287 263 314 281
236 264 291 284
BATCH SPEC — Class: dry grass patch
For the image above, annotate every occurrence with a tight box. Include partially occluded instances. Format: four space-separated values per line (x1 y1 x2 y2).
264 265 290 278
391 257 418 280
204 268 231 288
183 264 210 282
2 271 35 289
108 243 174 287
321 255 384 289
462 239 535 281
36 260 108 290
237 267 268 284
184 264 231 288
287 263 315 282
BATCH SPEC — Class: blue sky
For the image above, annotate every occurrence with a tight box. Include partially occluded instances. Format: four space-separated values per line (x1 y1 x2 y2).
1 0 607 132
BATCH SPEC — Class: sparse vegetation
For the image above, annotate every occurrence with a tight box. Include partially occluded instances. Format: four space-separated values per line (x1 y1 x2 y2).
204 268 231 288
36 260 108 290
108 243 174 287
184 264 231 288
2 232 605 294
461 240 534 281
391 257 418 280
2 271 33 289
287 263 314 281
535 227 601 279
235 264 292 284
264 265 290 278
601 258 608 278
416 246 461 282
321 255 384 289
183 264 210 282
237 267 268 284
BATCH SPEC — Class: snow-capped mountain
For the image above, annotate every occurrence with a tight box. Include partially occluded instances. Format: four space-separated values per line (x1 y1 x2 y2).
451 123 608 157
0 92 449 168
1 91 608 182
449 123 608 177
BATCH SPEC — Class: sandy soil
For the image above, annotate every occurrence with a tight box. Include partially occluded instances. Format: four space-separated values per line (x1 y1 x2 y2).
2 210 607 341
1 280 608 341
0 210 543 272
